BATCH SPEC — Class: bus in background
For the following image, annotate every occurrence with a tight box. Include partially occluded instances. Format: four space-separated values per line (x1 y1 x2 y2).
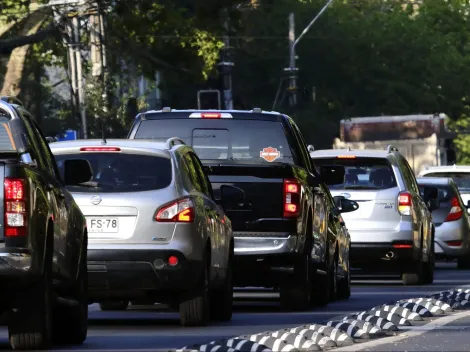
332 113 457 175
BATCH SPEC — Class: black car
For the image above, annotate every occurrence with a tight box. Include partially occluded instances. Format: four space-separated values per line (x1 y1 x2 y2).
0 98 92 350
128 108 356 310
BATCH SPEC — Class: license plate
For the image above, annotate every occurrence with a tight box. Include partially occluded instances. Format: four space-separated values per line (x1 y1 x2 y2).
87 217 119 233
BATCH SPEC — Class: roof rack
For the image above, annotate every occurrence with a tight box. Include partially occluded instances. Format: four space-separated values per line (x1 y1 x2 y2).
162 107 171 112
252 107 262 113
0 99 21 120
0 96 23 107
165 137 185 150
386 145 399 153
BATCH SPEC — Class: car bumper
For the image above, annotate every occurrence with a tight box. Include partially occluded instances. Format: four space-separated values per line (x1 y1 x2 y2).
434 219 470 258
0 247 40 284
350 242 415 274
233 232 297 256
87 247 204 300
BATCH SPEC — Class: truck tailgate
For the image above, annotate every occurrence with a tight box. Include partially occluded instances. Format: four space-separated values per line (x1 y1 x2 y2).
205 163 295 232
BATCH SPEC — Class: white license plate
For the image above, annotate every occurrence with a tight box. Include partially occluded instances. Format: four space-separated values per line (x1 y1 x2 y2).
87 217 119 233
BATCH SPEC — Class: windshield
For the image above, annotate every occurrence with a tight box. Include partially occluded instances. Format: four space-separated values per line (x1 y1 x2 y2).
313 157 397 190
54 153 172 193
133 119 294 164
423 172 470 192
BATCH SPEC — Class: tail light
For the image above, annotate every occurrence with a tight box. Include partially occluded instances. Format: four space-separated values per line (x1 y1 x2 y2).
80 147 121 152
445 197 463 222
155 198 195 223
283 179 301 218
4 178 27 236
446 240 462 247
398 191 412 216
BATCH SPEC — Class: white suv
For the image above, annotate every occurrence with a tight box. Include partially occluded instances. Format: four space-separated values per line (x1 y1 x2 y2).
310 146 439 285
419 165 470 210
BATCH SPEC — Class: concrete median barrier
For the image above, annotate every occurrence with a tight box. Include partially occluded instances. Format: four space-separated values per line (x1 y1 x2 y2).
170 285 470 352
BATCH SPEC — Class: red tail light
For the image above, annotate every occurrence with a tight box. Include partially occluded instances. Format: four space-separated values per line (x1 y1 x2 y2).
201 113 221 119
398 191 412 216
445 197 463 222
80 147 121 152
155 198 195 223
4 178 26 236
283 179 301 218
446 240 462 247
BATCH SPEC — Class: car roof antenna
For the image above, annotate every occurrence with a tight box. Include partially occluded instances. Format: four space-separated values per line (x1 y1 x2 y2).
101 120 107 145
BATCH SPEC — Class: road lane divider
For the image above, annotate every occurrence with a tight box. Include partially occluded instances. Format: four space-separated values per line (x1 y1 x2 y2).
169 285 470 352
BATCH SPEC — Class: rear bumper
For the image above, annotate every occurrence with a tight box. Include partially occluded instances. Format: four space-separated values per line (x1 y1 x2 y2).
434 220 470 258
350 242 415 274
233 232 297 255
0 248 40 286
87 248 204 302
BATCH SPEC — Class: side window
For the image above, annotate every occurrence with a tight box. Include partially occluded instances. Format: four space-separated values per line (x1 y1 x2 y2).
190 152 214 199
31 120 60 179
20 114 45 170
292 122 313 172
398 156 418 193
182 153 204 193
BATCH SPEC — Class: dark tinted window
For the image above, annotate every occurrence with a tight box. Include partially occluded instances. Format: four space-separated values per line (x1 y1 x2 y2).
418 184 454 202
133 119 293 164
313 157 397 190
424 172 470 192
54 153 172 193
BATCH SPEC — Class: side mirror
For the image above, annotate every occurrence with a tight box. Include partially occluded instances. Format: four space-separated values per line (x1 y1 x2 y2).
333 196 360 213
220 185 245 207
319 165 345 186
63 159 92 185
422 185 440 211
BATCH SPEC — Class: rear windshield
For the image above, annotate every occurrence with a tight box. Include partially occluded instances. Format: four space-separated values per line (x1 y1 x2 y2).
313 157 397 190
54 153 172 193
423 172 470 192
132 119 294 164
418 184 454 202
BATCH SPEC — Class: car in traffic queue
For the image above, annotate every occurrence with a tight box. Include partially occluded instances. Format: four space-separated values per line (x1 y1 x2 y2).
49 138 234 327
0 98 91 350
127 108 356 310
419 165 470 211
310 146 440 286
417 177 470 269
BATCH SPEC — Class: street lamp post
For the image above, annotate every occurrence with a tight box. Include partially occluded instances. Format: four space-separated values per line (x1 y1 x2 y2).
285 0 335 107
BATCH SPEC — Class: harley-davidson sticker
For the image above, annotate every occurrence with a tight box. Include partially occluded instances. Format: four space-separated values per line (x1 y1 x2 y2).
260 147 281 162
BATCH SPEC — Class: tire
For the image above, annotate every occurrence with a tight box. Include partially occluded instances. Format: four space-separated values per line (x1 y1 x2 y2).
210 259 233 322
280 253 312 311
329 255 339 302
423 236 435 284
99 301 129 311
457 257 470 269
338 250 351 300
53 235 88 344
179 257 210 326
311 254 331 307
8 259 53 350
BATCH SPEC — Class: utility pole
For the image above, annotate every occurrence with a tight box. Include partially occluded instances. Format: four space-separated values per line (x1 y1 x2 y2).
218 8 234 110
66 19 78 118
72 15 88 139
284 0 335 107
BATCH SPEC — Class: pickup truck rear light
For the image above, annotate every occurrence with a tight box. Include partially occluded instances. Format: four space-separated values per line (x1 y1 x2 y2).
445 197 463 222
80 147 121 152
189 112 233 119
155 198 195 223
398 191 412 216
4 178 26 236
446 240 462 247
283 179 301 218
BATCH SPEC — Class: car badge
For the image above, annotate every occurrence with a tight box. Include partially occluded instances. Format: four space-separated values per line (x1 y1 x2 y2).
90 195 102 205
340 193 351 199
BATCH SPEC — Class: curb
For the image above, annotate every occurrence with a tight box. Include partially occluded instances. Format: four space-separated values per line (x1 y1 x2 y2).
170 286 470 352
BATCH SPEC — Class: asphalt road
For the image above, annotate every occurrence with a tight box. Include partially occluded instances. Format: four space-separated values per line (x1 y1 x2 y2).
0 261 469 351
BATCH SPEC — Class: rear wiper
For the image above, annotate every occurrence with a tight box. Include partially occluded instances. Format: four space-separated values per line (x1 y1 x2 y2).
343 185 379 190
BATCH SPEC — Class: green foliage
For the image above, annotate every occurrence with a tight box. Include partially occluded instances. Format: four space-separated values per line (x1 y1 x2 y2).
0 0 49 22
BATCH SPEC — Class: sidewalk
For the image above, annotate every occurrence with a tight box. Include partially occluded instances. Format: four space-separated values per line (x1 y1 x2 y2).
335 310 470 352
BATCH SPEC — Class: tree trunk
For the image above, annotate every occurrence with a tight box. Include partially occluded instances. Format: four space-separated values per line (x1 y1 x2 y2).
1 10 47 97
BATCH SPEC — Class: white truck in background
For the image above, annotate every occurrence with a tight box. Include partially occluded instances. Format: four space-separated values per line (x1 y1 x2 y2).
332 114 457 175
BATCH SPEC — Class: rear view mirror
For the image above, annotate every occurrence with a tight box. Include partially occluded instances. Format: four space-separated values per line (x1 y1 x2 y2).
220 185 245 207
63 159 92 185
319 165 345 186
333 196 360 213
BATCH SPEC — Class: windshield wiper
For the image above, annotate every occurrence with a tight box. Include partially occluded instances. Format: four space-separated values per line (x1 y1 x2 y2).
343 185 379 190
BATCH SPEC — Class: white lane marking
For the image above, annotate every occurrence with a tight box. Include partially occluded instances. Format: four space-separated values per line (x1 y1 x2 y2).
333 310 470 351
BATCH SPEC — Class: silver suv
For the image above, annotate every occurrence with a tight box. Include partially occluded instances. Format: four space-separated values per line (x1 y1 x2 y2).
310 146 439 285
49 138 234 326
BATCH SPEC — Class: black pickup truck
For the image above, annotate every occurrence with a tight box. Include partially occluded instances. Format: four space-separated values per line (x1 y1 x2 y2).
0 98 92 350
128 108 357 310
